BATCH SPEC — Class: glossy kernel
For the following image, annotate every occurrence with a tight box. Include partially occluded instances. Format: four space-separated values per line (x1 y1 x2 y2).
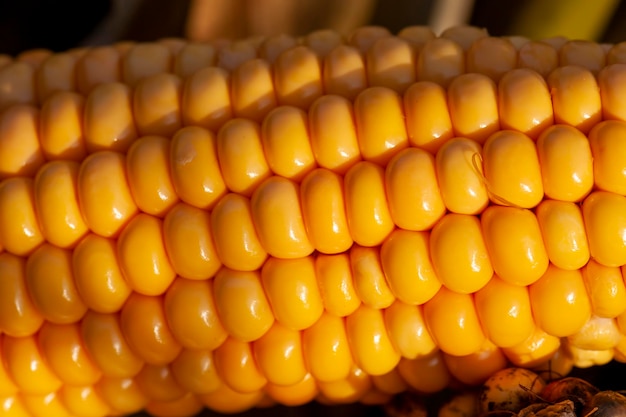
164 278 228 350
0 177 44 256
385 147 445 231
171 348 222 394
529 265 592 337
583 260 626 318
535 200 590 271
261 257 324 331
482 130 544 208
403 81 453 153
213 337 267 393
366 37 415 92
536 124 593 202
588 120 626 195
322 45 367 100
302 312 353 382
548 65 601 133
231 59 277 122
350 245 395 309
314 253 361 317
163 202 221 280
430 213 493 294
3 334 62 394
133 73 181 137
383 300 437 359
481 206 549 286
273 46 322 109
253 322 307 386
423 287 486 356
300 168 352 254
39 91 87 161
583 191 626 267
380 229 441 305
181 67 232 132
212 268 274 342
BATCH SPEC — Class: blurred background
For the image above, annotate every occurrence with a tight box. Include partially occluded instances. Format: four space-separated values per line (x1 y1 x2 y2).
1 0 625 56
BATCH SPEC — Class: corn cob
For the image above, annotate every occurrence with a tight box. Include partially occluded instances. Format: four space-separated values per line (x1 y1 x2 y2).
2 25 626 417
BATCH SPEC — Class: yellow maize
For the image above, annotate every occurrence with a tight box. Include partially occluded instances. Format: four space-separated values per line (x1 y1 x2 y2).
2 25 626 416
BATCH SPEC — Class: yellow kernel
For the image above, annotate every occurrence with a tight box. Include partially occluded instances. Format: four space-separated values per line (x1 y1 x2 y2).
314 253 361 317
34 161 88 249
397 26 436 50
380 229 441 304
84 83 137 153
39 91 86 160
145 393 204 417
366 37 415 92
170 348 221 394
536 124 593 202
134 364 186 402
354 86 408 165
308 94 361 173
164 278 228 350
122 43 171 86
430 213 493 294
589 120 626 195
474 275 535 347
403 81 453 154
231 59 276 122
212 268 274 342
502 326 561 368
181 67 232 131
117 213 176 296
598 63 626 121
443 340 508 385
346 304 401 376
536 200 590 270
21 392 73 417
344 161 394 246
274 46 322 109
417 38 465 87
302 312 353 382
300 168 352 254
216 41 257 72
170 126 226 209
95 376 147 415
80 311 143 378
35 53 76 102
440 26 488 51
72 234 130 313
304 29 343 58
498 68 554 139
322 45 367 100
37 322 101 386
396 351 451 394
262 106 316 181
59 385 110 417
173 43 215 78
259 34 297 64
76 46 121 94
349 26 391 54
317 365 372 404
77 151 138 238
385 148 446 231
261 257 324 330
251 176 313 258
265 373 319 407
0 177 44 256
518 41 559 78
3 334 62 394
481 206 549 286
126 135 178 216
583 260 626 318
423 287 486 356
0 62 35 111
583 191 626 267
133 73 181 137
0 105 44 179
210 193 268 271
198 383 264 414
163 202 221 280
216 118 270 196
25 243 86 323
371 367 409 395
0 253 43 337
435 137 489 215
482 130 544 208
568 315 621 351
213 337 267 393
350 245 395 309
529 265 592 337
559 40 606 73
467 37 517 81
383 300 437 359
548 66 601 134
253 322 307 386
